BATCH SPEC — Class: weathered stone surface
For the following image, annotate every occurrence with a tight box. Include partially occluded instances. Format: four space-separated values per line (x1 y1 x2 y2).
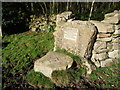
91 57 100 67
112 37 120 43
113 29 120 34
94 41 106 50
114 25 120 30
90 20 114 33
56 11 73 24
54 20 97 59
93 41 108 53
108 50 120 59
93 49 109 53
83 58 93 74
101 10 120 24
92 53 107 61
98 53 108 60
34 51 73 78
112 43 120 50
97 37 112 42
100 59 113 67
31 28 36 31
107 42 113 50
97 34 111 38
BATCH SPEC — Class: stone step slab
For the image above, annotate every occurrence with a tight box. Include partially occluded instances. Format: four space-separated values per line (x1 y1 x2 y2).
34 51 73 78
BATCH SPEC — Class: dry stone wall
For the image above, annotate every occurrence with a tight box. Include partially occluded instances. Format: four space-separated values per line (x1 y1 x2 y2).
54 10 120 69
90 10 120 67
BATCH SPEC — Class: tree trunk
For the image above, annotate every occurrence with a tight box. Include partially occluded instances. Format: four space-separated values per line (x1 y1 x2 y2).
52 0 55 14
66 1 69 11
88 0 95 21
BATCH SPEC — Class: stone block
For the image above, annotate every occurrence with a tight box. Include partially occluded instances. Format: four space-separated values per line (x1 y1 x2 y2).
94 41 106 50
107 42 113 50
90 20 114 33
97 37 112 42
100 59 113 67
97 33 111 38
34 51 73 78
101 10 120 24
91 59 100 67
92 53 107 61
98 53 108 60
108 50 120 59
114 25 120 30
112 37 120 43
54 20 97 59
113 29 120 34
112 43 120 50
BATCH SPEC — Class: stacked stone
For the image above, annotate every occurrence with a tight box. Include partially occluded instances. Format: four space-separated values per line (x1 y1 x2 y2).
29 15 56 31
91 10 120 67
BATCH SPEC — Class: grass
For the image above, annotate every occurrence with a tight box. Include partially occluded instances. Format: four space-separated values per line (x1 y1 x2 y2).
51 49 87 87
2 31 54 88
2 30 120 89
88 59 120 88
25 69 54 88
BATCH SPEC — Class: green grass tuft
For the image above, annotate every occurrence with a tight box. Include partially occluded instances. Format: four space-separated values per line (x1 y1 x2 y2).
25 69 54 88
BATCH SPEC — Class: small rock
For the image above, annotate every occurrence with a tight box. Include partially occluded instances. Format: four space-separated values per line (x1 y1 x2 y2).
95 49 109 53
107 42 113 50
97 37 112 42
108 50 120 59
83 58 92 74
34 51 73 78
100 59 113 67
92 53 107 61
91 57 100 67
94 41 106 49
97 34 111 38
112 43 120 50
113 29 120 34
98 53 108 60
114 25 120 30
31 28 36 31
112 37 120 43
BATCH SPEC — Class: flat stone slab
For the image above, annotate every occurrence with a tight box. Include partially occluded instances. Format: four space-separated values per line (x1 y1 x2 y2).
101 10 120 24
34 51 73 78
90 20 114 33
